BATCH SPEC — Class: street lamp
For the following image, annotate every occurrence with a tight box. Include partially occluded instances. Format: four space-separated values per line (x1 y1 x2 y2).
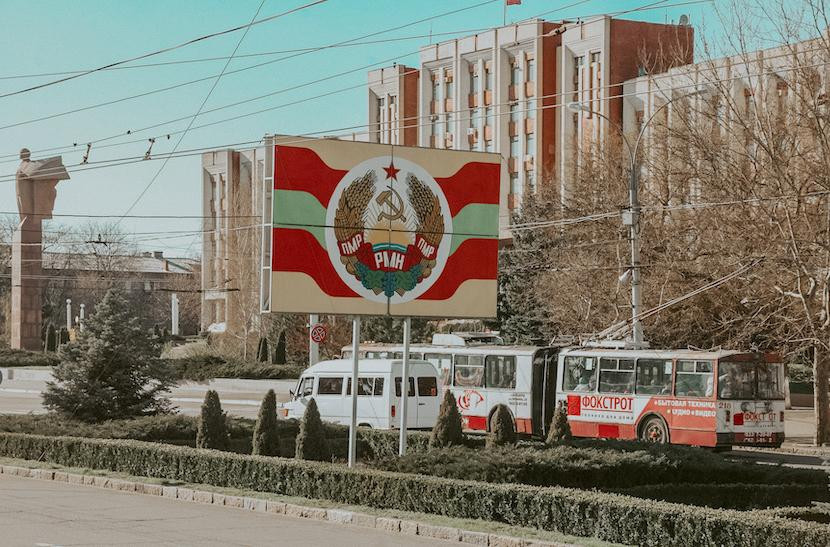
567 88 706 347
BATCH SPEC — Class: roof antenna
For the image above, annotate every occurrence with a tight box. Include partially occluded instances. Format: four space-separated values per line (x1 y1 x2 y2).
81 143 92 164
144 138 155 160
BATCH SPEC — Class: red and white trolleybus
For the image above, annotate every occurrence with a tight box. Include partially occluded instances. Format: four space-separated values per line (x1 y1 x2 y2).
344 335 786 447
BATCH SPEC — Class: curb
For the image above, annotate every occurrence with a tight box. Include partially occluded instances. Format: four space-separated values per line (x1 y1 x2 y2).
0 464 571 547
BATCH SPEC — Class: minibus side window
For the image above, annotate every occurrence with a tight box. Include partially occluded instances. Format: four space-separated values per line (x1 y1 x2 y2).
347 377 383 396
317 377 344 395
373 377 385 396
417 377 438 396
394 377 416 396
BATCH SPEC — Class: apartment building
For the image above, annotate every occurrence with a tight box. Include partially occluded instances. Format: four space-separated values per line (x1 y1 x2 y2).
367 16 693 211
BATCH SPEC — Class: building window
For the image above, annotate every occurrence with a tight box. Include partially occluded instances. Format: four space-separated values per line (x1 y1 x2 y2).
471 70 479 94
485 139 494 152
526 57 535 82
526 132 535 156
509 103 519 123
485 65 493 91
432 75 440 101
510 173 520 196
511 61 521 85
510 136 520 159
526 170 535 193
526 98 536 119
485 106 493 127
446 74 454 101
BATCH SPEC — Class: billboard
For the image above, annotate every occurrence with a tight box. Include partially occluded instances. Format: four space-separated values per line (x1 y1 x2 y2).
267 137 501 318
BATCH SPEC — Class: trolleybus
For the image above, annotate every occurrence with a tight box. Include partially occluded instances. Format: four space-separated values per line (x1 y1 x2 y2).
343 337 785 447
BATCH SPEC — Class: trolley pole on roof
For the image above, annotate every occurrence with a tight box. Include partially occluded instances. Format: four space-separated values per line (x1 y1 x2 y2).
398 317 412 456
348 316 361 468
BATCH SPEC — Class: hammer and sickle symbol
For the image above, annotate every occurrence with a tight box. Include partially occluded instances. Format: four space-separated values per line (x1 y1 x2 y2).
376 188 406 223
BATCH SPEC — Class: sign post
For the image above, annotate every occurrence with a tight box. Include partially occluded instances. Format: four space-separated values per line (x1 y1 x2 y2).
398 317 411 456
348 316 361 467
309 314 320 366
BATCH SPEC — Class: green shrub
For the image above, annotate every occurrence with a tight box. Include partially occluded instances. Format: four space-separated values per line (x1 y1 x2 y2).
486 404 516 448
375 443 827 490
295 398 327 461
612 483 829 510
59 327 69 346
547 400 572 444
273 332 286 364
430 389 463 449
252 390 279 456
0 347 60 367
196 390 228 450
755 506 830 524
166 355 303 381
256 337 269 363
0 433 828 547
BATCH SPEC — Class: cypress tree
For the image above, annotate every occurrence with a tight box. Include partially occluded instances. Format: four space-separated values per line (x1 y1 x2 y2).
252 389 280 456
44 323 57 352
272 332 286 365
256 337 269 363
547 400 572 444
59 327 69 345
196 390 228 450
430 389 464 449
295 398 327 461
486 404 516 448
153 323 161 338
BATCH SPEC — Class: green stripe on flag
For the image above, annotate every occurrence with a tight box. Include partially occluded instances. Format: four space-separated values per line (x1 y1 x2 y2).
450 203 499 254
273 190 326 247
273 190 499 255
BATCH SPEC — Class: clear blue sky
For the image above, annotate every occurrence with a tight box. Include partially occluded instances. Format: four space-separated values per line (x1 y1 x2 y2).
0 0 725 257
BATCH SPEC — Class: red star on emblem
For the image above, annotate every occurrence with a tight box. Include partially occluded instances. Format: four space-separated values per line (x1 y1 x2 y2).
383 161 400 181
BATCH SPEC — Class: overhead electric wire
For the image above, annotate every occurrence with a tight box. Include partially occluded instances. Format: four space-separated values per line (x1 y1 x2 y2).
0 0 328 99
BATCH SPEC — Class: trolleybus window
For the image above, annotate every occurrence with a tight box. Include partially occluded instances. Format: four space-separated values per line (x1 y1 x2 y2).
424 353 452 385
485 355 516 389
676 360 714 397
718 361 784 400
454 355 484 387
636 359 672 395
563 356 596 392
318 377 344 395
599 358 635 394
393 352 423 360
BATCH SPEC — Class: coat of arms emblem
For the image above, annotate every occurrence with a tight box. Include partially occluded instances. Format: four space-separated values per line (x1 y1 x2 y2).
325 156 452 303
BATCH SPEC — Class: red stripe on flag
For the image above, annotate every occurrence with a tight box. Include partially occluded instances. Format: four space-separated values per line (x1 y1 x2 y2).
435 162 501 217
275 146 348 208
273 229 497 300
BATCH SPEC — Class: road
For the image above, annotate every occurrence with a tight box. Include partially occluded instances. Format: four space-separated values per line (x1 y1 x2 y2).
0 475 443 547
0 370 294 419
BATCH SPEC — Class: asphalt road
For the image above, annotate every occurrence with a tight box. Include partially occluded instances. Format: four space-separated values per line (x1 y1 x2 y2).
0 474 445 546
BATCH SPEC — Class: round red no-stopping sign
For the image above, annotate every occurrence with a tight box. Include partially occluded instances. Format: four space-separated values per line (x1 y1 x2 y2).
310 323 328 344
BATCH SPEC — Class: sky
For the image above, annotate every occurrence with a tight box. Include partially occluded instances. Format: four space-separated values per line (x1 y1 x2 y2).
0 0 728 258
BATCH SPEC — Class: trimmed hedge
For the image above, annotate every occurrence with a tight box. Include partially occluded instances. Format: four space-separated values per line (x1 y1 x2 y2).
0 433 827 546
0 348 60 367
612 483 829 510
166 355 303 381
374 444 827 489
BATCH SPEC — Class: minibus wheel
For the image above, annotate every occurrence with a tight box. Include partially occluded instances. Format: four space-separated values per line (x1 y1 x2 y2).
639 416 669 444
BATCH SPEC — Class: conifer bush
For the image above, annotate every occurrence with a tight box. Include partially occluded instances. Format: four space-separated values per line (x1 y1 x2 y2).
256 337 269 363
430 389 463 448
487 404 516 448
547 400 572 444
295 398 327 461
42 288 174 421
273 332 286 365
196 390 228 450
252 389 279 456
59 327 69 345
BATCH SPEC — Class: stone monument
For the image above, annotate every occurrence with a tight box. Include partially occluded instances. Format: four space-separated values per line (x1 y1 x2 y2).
11 148 69 350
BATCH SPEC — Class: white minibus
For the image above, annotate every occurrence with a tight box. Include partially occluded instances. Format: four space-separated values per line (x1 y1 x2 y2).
281 359 442 430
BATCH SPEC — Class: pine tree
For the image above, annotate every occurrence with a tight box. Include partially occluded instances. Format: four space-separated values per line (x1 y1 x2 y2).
361 316 433 343
196 390 228 450
295 398 327 461
256 337 269 363
44 323 57 352
42 288 174 421
252 389 280 456
547 400 572 444
486 404 516 448
430 389 464 449
272 331 286 365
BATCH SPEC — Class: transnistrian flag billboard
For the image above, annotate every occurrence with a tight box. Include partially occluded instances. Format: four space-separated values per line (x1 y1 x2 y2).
268 137 501 318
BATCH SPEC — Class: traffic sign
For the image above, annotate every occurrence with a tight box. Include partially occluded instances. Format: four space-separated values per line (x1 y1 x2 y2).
310 323 328 344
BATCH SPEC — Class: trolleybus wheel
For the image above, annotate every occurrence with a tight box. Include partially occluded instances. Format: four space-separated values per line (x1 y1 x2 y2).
640 417 669 444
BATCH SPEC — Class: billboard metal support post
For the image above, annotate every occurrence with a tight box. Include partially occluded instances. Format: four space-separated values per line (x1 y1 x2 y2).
398 317 411 456
348 316 361 468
